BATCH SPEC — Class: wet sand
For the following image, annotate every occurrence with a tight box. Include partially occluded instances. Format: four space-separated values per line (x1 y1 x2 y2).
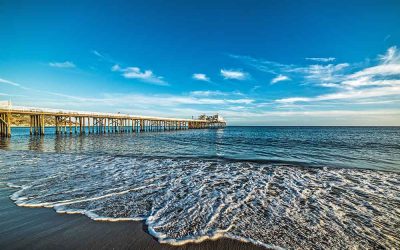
0 185 265 250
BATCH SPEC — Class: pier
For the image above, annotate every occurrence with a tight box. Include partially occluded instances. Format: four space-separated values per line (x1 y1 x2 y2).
0 104 226 137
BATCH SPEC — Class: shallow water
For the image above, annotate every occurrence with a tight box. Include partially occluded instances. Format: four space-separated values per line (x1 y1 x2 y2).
0 127 399 249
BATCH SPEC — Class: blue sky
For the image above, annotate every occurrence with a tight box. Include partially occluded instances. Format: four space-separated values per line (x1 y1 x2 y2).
1 0 400 125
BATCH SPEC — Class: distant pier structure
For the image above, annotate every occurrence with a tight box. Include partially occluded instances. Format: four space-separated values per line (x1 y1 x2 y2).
0 102 226 137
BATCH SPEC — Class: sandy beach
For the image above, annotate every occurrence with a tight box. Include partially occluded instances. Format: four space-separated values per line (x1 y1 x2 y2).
0 184 265 250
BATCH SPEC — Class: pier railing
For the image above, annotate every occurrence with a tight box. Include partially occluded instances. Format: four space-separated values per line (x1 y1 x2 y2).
0 105 226 137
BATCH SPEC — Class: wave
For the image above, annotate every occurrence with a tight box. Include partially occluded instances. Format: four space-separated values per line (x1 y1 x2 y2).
1 150 400 249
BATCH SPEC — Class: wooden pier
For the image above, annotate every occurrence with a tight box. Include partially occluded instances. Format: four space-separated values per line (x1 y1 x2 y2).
0 106 226 137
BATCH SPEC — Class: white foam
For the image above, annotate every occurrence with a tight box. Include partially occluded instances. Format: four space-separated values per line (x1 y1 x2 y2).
6 182 22 188
2 151 400 249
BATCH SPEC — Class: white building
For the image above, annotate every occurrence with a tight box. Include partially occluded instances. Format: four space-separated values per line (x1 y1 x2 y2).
197 113 225 122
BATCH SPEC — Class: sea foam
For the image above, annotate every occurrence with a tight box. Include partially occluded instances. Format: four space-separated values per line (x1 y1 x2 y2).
1 150 400 249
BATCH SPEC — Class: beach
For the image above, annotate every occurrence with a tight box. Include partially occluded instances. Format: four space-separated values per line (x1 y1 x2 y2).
0 184 264 250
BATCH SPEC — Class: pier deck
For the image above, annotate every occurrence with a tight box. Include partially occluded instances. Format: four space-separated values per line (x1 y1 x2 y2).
0 106 226 137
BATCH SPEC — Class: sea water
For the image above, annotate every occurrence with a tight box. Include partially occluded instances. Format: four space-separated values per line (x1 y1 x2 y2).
0 126 399 249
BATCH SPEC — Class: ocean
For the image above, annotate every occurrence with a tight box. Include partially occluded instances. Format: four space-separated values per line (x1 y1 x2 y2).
0 126 399 249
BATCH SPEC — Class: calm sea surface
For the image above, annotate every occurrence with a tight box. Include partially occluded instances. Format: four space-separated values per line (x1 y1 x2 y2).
0 126 399 249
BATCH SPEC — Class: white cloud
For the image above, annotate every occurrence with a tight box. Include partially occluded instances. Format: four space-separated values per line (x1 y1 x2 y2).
111 64 168 86
220 69 248 80
271 74 290 84
40 91 253 107
230 53 349 87
192 73 210 81
111 64 121 71
276 47 400 104
348 64 400 79
379 46 399 64
277 85 400 103
92 50 104 58
342 77 400 88
190 90 227 97
0 77 20 86
123 68 165 84
318 83 345 88
300 63 350 83
276 97 311 103
49 61 76 68
349 46 400 79
305 57 336 62
189 90 243 97
92 50 118 64
228 54 293 75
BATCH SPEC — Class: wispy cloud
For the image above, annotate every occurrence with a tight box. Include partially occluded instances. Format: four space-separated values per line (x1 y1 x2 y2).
0 77 20 86
348 64 400 79
91 50 119 64
229 54 291 75
276 85 400 103
271 74 290 84
111 64 121 71
220 69 248 80
230 53 351 92
379 46 399 64
192 73 210 82
287 63 350 85
92 50 104 58
229 53 348 85
305 57 336 62
49 61 76 68
276 46 400 104
30 91 254 108
189 90 243 97
111 64 168 86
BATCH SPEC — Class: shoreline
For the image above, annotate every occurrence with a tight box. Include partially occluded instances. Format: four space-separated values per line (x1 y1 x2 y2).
0 184 266 250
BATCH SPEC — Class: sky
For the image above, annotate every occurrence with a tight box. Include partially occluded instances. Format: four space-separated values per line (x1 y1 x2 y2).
1 0 400 125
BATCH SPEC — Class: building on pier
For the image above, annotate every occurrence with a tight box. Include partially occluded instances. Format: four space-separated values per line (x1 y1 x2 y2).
198 114 225 123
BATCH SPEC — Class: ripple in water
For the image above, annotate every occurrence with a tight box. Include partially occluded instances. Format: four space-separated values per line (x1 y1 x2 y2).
1 150 399 249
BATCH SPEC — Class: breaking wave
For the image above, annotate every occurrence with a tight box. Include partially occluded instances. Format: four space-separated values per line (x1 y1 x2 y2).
1 150 399 249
